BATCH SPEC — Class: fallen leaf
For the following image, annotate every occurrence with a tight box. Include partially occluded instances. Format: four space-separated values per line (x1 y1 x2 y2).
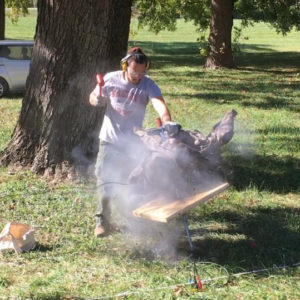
173 285 184 297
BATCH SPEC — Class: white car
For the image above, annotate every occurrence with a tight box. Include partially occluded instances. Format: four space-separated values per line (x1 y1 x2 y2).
0 40 34 97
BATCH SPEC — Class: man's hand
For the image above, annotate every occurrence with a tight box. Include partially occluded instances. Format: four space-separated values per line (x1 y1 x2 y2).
89 92 100 106
89 91 107 107
163 121 181 137
89 74 106 107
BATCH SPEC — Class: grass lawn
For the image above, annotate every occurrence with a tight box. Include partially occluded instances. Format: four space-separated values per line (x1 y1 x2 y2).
0 14 299 299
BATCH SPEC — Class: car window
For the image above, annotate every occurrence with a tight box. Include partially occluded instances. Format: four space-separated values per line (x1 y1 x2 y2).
0 46 11 58
0 45 33 60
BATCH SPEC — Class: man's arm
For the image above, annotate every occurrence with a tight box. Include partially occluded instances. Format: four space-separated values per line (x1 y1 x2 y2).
89 90 100 106
151 96 171 123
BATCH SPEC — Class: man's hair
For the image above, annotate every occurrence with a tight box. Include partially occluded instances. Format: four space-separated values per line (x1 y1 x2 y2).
126 46 148 66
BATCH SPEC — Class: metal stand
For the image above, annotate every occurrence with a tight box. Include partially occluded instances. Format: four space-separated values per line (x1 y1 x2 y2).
183 214 202 289
183 214 194 252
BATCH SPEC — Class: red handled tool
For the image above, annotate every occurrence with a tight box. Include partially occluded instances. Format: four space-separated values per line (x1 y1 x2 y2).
156 117 162 128
96 74 104 97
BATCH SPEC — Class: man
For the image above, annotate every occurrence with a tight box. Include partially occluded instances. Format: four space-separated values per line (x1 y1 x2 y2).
89 47 172 237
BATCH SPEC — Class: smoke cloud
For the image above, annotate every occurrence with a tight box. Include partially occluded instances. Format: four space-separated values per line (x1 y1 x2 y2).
91 110 237 259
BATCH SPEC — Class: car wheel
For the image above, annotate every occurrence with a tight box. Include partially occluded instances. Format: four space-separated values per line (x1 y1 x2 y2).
0 78 9 97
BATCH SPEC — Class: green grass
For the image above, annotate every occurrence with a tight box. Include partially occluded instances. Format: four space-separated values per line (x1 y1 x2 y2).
4 8 37 40
0 14 299 299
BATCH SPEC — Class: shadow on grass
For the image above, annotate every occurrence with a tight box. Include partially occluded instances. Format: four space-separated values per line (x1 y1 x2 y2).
120 205 299 277
34 243 55 252
223 153 300 193
258 125 300 136
240 98 299 112
237 49 300 71
184 206 300 271
131 40 300 70
0 92 24 99
132 41 300 113
178 92 299 112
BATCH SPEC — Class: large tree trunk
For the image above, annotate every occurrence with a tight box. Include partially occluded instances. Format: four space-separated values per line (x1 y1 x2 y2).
0 0 4 40
205 0 234 69
0 0 133 178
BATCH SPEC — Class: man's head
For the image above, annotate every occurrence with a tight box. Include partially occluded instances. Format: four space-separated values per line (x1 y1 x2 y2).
121 47 149 84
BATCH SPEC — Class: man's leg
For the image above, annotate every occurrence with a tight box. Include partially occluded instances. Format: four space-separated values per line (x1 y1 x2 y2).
94 140 141 236
94 141 114 236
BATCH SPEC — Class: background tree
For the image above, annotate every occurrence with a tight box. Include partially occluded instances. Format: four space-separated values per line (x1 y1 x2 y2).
0 0 30 40
0 0 133 178
135 0 300 69
0 0 4 40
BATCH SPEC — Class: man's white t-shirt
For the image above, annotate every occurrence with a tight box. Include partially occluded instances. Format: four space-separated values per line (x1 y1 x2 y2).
94 71 162 145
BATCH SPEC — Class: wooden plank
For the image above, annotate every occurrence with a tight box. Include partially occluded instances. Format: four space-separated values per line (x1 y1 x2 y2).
132 182 229 223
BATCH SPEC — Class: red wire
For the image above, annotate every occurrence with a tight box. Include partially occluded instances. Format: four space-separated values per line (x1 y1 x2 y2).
195 275 202 289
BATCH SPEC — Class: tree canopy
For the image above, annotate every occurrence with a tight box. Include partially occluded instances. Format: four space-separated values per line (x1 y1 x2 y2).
136 0 300 35
236 0 300 34
0 0 31 39
135 0 300 68
5 0 30 24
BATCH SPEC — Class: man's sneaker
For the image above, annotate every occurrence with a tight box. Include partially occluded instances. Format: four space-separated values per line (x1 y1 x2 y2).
94 225 105 237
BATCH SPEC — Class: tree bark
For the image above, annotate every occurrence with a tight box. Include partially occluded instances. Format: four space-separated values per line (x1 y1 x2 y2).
205 0 234 69
0 0 4 40
0 0 133 178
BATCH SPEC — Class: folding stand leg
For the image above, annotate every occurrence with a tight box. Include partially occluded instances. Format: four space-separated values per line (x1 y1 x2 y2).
183 214 194 252
183 215 202 289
